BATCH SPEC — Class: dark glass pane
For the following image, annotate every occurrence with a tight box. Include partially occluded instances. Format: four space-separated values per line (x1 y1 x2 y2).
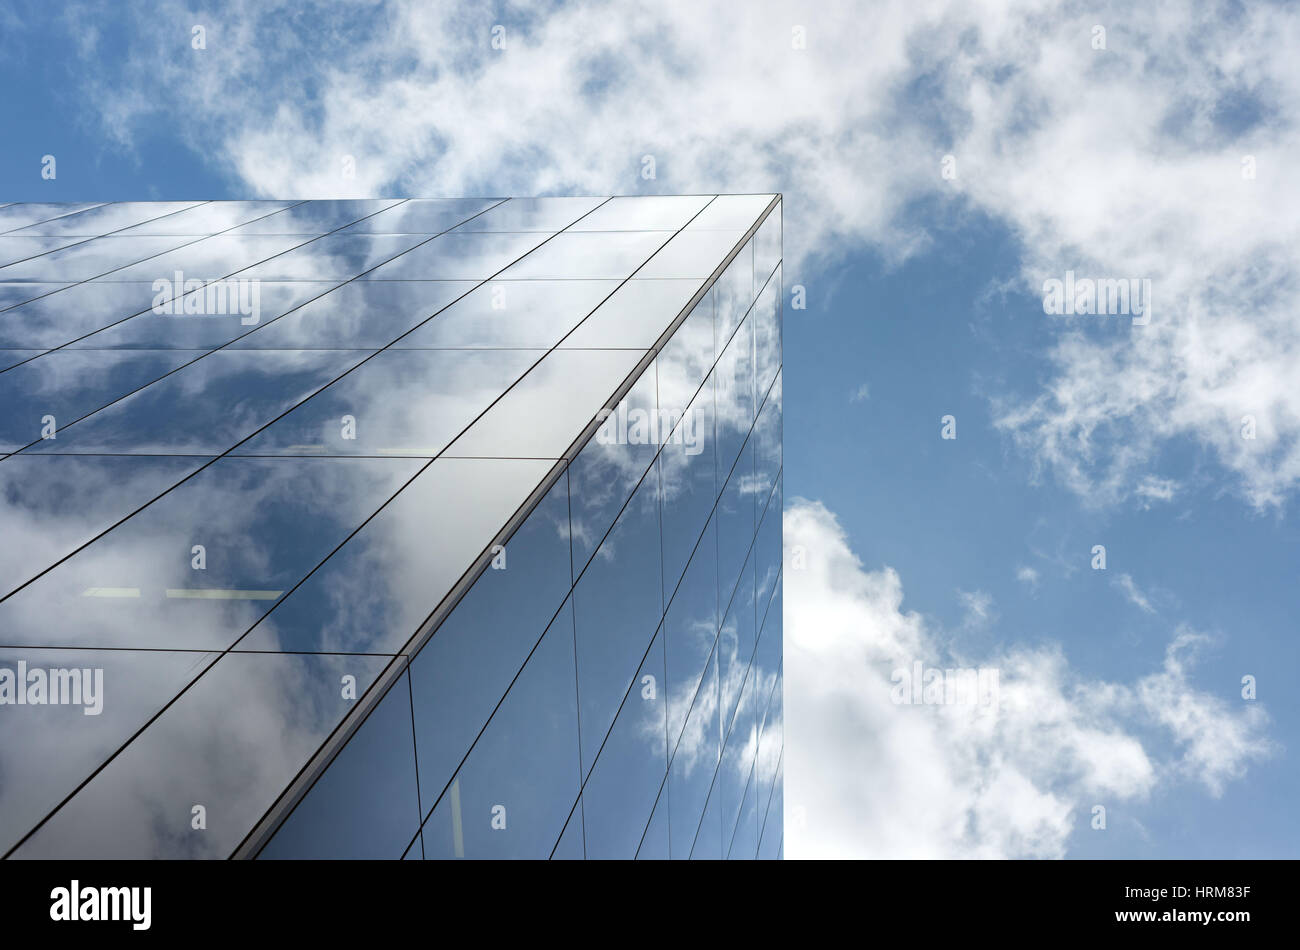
580 625 667 858
571 472 661 776
669 648 719 859
420 600 581 859
663 515 718 751
568 365 657 572
408 474 572 809
259 668 420 859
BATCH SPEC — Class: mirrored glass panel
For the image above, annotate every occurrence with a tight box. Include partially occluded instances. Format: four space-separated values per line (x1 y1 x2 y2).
0 237 197 281
0 282 72 313
0 282 175 348
753 200 782 296
568 365 657 572
567 195 712 231
234 349 539 458
663 514 718 750
559 278 705 349
395 279 618 349
11 202 203 236
112 201 297 235
100 234 312 281
228 280 476 350
0 647 217 856
237 234 432 280
0 457 422 650
551 804 585 859
0 349 197 452
445 348 646 460
408 473 572 809
419 600 580 859
8 651 394 858
580 625 667 858
226 199 403 235
571 471 661 776
337 198 501 233
236 457 553 654
498 232 670 280
363 232 551 280
0 454 210 598
25 349 372 455
636 783 670 859
69 282 340 350
637 229 749 279
454 197 604 233
669 644 719 859
0 203 105 232
684 194 775 231
258 668 420 859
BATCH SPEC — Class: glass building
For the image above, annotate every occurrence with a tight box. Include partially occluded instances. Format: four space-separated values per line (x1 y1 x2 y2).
0 196 782 860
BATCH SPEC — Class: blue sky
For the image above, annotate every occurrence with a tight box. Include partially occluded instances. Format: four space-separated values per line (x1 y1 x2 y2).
2 0 1296 858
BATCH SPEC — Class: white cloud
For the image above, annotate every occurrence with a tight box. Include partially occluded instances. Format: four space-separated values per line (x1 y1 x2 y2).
785 499 1271 858
1015 565 1040 589
956 588 995 629
850 382 870 403
1113 572 1157 615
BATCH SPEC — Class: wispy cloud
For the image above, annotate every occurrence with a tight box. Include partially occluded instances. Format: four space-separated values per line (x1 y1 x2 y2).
1113 572 1157 615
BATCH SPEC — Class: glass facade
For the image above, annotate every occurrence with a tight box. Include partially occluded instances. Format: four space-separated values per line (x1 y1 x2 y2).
0 196 781 860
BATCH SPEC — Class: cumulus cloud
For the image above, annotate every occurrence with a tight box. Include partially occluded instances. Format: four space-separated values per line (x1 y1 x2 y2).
784 499 1272 858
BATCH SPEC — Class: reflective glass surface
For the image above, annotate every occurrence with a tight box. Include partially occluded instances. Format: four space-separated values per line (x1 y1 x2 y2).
0 236 210 282
233 349 540 458
559 278 705 349
9 651 394 858
498 231 670 280
258 668 421 859
337 198 501 233
228 280 476 349
226 199 403 235
394 279 618 349
419 601 580 859
0 197 779 860
24 349 373 455
11 202 203 236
